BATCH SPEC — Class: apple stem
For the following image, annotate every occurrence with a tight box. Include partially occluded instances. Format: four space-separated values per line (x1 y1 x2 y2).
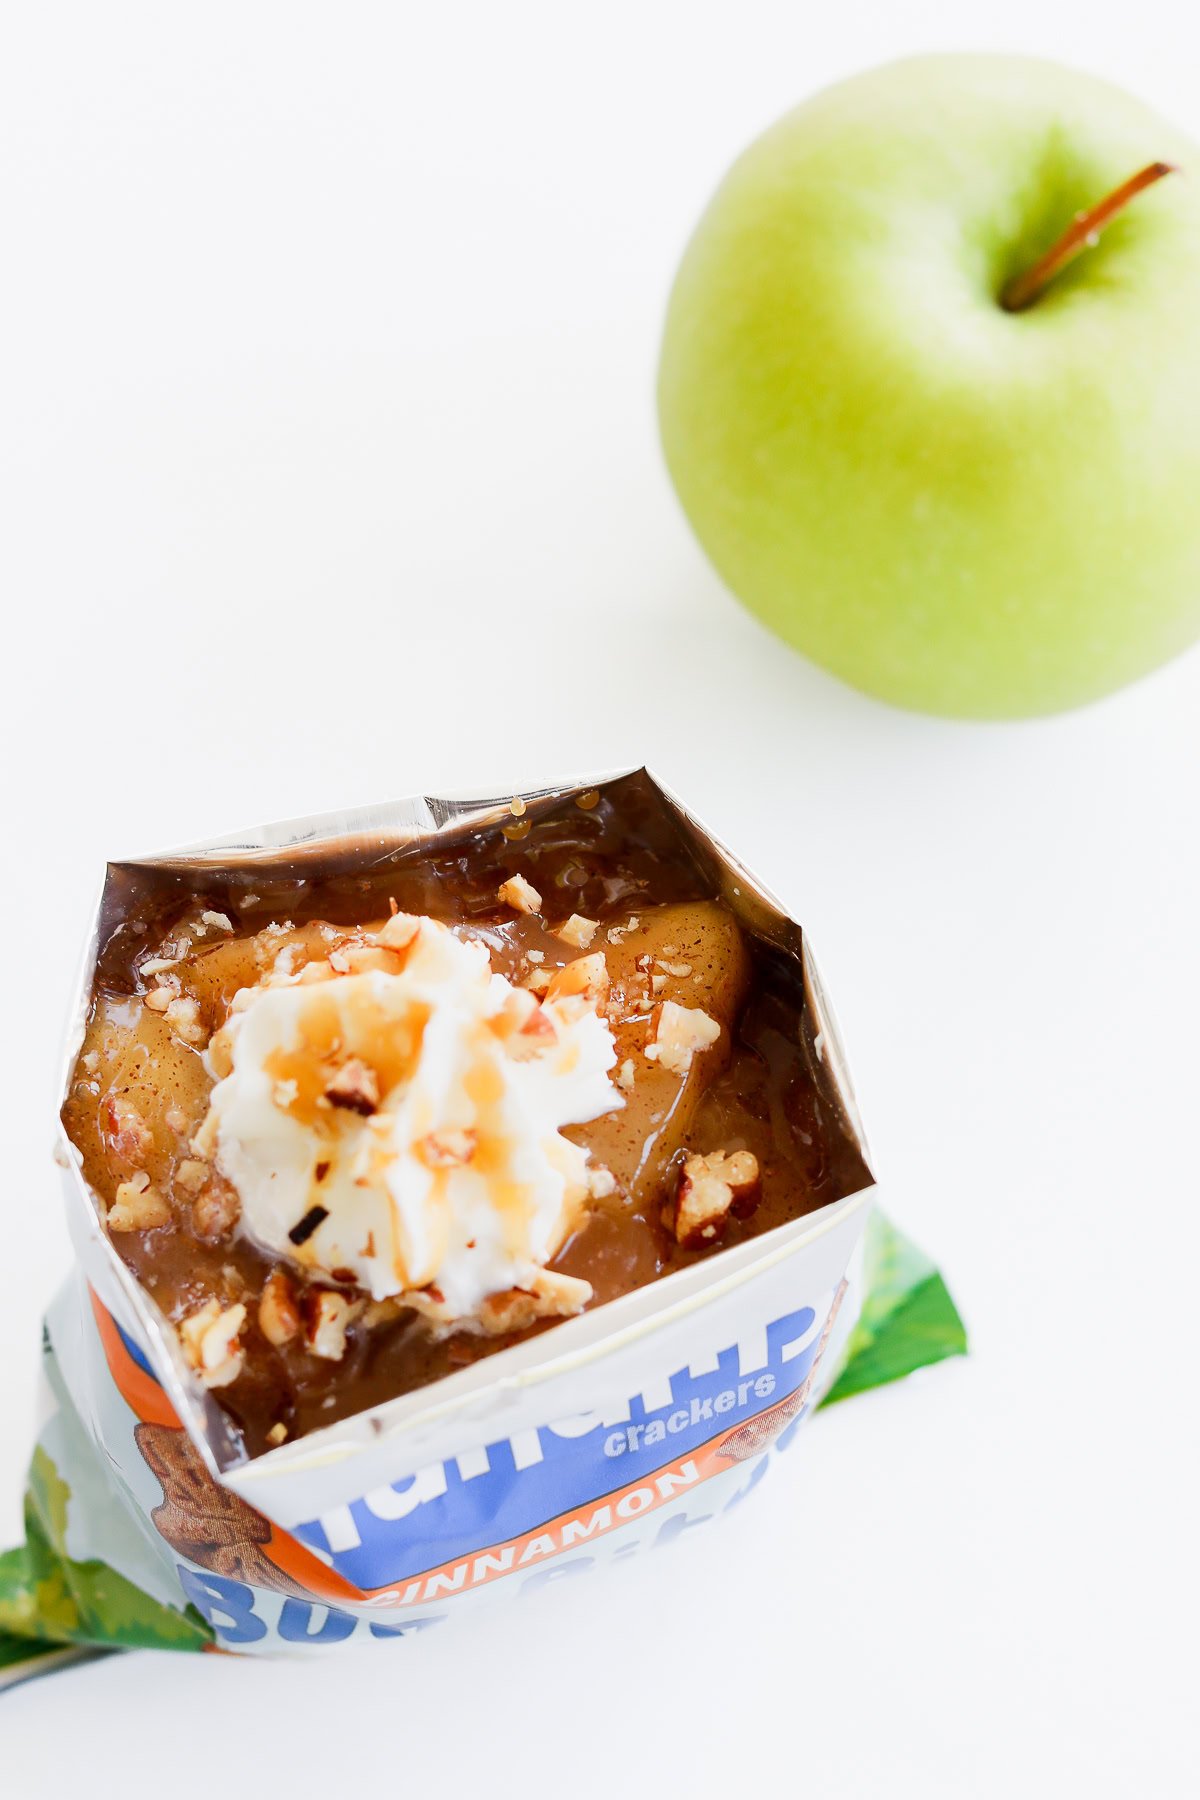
1000 161 1177 313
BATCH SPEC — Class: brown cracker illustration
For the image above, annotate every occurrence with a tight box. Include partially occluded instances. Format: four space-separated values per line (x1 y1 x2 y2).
135 1422 316 1601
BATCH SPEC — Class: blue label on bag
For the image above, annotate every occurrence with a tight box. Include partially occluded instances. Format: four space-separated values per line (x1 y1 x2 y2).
293 1301 826 1602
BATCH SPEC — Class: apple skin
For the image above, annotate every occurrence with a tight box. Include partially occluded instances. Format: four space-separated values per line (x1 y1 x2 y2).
658 56 1200 717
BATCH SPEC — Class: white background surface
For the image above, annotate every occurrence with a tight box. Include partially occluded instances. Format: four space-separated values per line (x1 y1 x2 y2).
1 3 1196 1793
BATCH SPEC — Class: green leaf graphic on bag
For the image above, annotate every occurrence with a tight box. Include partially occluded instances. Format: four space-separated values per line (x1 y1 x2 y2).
820 1210 968 1407
0 1446 211 1667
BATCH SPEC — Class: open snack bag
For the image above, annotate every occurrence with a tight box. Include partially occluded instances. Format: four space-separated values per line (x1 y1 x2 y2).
1 771 965 1685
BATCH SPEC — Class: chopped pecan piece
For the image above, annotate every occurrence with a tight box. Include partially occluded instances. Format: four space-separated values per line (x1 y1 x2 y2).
206 1025 235 1080
476 1270 592 1334
139 955 180 978
305 1290 362 1360
417 1128 477 1169
179 1300 246 1388
165 994 207 1046
556 914 599 949
376 912 420 951
586 1164 616 1201
174 1157 210 1193
258 1270 302 1347
497 874 542 914
191 1172 241 1244
607 914 640 945
644 1001 721 1075
100 1096 154 1168
324 1057 381 1114
108 1171 171 1232
668 1150 761 1249
546 951 609 1004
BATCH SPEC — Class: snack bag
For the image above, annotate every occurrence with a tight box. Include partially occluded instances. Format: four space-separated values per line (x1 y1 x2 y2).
1 773 965 1685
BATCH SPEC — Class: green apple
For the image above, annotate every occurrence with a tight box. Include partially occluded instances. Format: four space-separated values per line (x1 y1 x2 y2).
658 55 1200 717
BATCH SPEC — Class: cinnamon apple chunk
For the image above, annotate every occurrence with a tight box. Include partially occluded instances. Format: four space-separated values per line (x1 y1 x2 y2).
566 900 752 1208
63 997 211 1207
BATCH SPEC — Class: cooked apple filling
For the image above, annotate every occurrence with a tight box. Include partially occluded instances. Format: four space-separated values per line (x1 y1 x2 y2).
63 784 868 1456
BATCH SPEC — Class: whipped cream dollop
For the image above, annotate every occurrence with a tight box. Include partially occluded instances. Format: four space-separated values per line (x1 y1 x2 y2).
201 914 622 1320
